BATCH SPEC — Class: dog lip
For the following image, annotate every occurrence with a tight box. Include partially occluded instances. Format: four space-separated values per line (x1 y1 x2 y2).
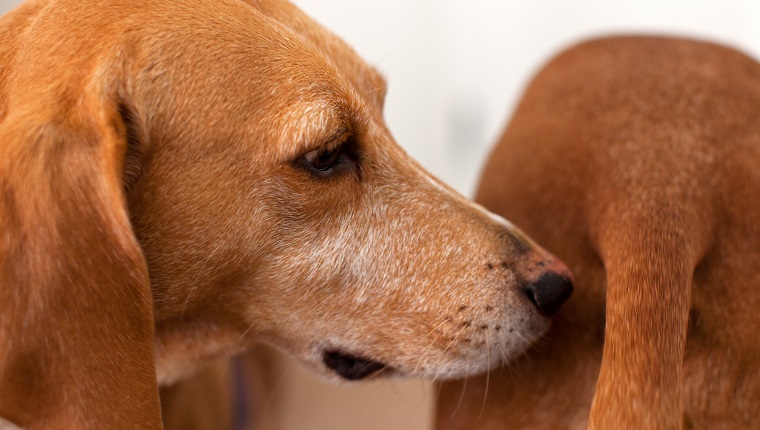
322 350 388 381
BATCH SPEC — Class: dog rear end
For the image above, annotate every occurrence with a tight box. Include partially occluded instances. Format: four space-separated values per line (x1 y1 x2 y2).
437 36 760 429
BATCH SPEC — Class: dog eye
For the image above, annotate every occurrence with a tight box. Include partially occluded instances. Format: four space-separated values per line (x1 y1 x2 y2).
304 145 343 172
297 135 359 179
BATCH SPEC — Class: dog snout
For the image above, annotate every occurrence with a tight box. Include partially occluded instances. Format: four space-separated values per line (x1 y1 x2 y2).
522 261 574 317
486 213 574 316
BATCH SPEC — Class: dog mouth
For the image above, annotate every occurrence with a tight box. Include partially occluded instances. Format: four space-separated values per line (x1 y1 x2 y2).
322 350 390 380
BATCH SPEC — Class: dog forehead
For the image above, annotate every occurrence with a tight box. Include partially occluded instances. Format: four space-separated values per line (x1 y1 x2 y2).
242 0 388 107
237 0 388 154
150 0 385 100
132 0 383 158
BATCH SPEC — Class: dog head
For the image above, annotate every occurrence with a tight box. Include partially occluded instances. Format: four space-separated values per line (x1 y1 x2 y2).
1 0 573 391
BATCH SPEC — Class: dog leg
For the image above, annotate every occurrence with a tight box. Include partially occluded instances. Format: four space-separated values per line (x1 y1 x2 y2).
589 222 701 430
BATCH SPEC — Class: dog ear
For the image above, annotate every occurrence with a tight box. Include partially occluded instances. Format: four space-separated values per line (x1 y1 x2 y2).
0 95 162 427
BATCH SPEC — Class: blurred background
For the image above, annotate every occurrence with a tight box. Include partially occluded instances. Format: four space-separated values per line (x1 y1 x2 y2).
2 0 758 428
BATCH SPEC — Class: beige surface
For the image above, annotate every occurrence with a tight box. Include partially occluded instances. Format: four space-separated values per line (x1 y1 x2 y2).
254 345 434 430
162 343 436 430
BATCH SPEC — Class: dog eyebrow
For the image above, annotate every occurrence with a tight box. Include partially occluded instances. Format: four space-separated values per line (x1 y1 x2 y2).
274 99 353 163
319 128 350 148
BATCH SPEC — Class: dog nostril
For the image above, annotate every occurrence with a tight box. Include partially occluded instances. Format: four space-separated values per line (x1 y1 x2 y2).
323 351 386 381
523 271 574 317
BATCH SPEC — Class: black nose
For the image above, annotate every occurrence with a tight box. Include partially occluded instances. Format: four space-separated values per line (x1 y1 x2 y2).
323 351 386 381
523 271 574 317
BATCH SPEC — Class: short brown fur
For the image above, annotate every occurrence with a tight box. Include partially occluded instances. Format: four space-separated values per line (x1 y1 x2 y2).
437 36 760 429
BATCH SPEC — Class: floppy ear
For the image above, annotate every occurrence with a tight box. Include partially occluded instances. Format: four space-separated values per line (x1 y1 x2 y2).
0 96 162 428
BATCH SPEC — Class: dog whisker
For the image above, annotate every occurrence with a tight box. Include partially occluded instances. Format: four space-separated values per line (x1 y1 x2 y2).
357 362 392 381
404 380 432 430
363 85 386 97
180 244 220 319
413 318 450 349
409 320 450 376
412 322 467 378
440 325 468 358
479 330 490 419
238 321 256 343
447 376 468 424
435 377 444 397
493 330 508 362
215 356 233 388
418 325 468 377
411 335 443 377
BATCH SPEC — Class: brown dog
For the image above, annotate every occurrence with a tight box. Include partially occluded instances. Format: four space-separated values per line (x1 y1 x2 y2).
437 36 760 429
0 0 574 428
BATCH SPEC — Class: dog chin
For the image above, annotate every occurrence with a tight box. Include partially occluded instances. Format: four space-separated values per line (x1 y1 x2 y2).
306 339 539 383
311 350 510 383
283 313 551 383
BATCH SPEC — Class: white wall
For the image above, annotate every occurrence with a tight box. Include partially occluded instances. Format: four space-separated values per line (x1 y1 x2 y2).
292 0 760 195
3 0 758 195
